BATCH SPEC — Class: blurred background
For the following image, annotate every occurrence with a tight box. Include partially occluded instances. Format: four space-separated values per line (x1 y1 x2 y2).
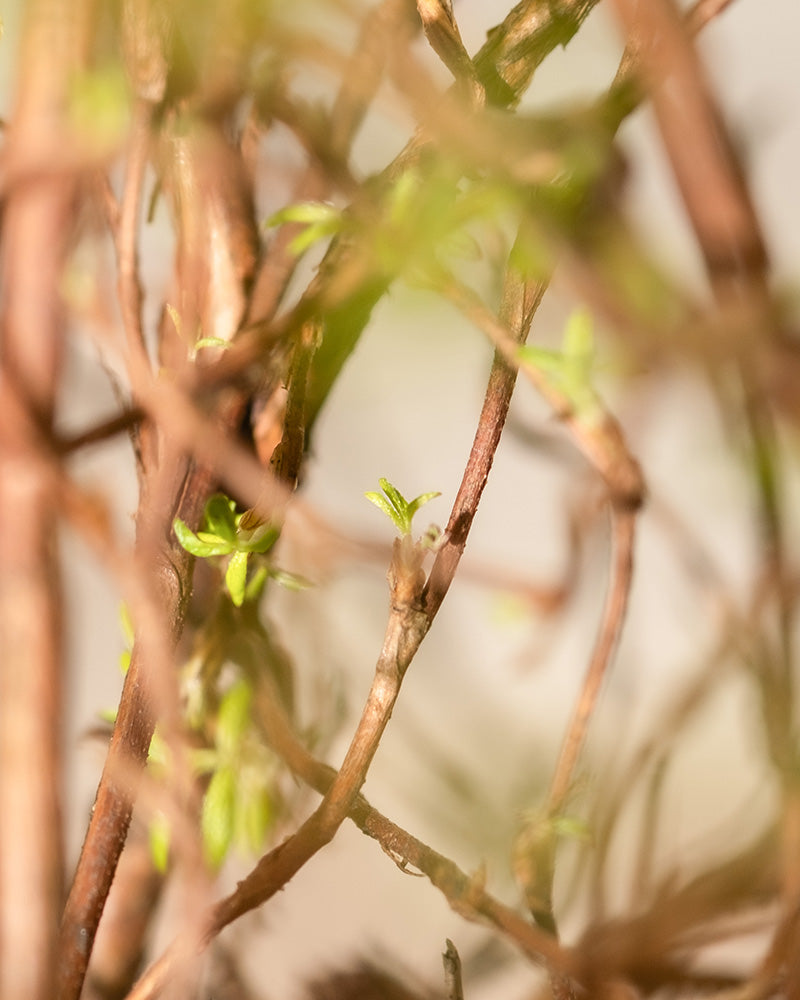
3 0 800 996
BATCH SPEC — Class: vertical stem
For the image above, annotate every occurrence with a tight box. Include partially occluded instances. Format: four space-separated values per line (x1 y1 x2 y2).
0 1 85 994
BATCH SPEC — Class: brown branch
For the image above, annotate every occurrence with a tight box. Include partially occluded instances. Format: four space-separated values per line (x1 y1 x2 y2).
437 272 644 509
425 268 547 618
115 99 155 382
611 0 797 970
58 112 263 1000
546 507 637 815
0 0 86 995
124 248 548 999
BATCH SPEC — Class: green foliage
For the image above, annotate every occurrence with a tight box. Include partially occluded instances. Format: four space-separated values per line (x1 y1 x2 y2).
148 812 171 874
365 478 441 537
173 494 307 606
141 677 280 872
200 679 275 869
267 201 345 256
518 307 602 420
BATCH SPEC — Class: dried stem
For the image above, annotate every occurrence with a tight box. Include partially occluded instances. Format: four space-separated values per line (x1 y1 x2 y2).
546 507 637 816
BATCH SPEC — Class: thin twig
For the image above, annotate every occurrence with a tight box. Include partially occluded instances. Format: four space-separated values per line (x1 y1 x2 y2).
546 506 637 815
115 99 154 381
0 2 83 993
125 247 550 1000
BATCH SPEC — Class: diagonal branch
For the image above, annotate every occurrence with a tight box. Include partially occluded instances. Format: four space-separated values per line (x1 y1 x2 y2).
124 241 547 1000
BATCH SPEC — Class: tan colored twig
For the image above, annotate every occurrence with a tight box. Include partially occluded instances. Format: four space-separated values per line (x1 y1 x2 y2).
0 1 88 995
115 99 155 383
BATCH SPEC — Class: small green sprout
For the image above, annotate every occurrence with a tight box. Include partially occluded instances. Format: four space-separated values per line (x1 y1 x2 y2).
173 494 306 607
365 478 441 537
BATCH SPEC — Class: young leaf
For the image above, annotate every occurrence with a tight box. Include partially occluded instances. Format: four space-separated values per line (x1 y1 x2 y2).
563 306 594 366
378 477 407 518
268 568 312 591
216 679 252 759
239 785 273 854
268 201 342 227
267 201 343 256
204 495 237 544
237 523 280 554
149 812 171 874
406 490 441 522
365 479 440 536
244 564 269 603
225 550 249 607
194 336 233 352
173 518 233 558
202 766 236 869
365 490 407 534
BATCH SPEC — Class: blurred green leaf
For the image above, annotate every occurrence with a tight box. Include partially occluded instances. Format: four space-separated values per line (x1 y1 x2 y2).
268 568 312 591
149 812 171 874
202 766 236 869
216 679 252 758
204 495 238 544
225 550 249 606
68 64 130 150
194 336 233 352
267 201 344 256
244 564 269 602
238 785 273 854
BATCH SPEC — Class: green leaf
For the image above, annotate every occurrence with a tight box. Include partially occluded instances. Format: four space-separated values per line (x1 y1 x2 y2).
119 603 135 647
149 812 171 874
225 550 249 606
194 336 233 352
202 766 236 869
68 64 130 150
378 477 407 516
173 518 232 558
563 307 594 365
267 201 344 256
365 479 440 536
268 201 342 227
238 786 273 854
549 814 592 843
165 303 181 337
365 490 407 534
216 679 252 759
286 222 337 256
204 495 237 543
406 491 441 522
268 568 312 591
517 344 563 374
147 730 168 771
244 565 269 603
237 523 280 554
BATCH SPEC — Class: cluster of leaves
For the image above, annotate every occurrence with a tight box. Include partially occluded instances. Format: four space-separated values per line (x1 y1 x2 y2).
115 604 280 871
268 159 532 284
108 494 310 871
173 494 306 606
148 678 277 870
